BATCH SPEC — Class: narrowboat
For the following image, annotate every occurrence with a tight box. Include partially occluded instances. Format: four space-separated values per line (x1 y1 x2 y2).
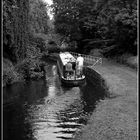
57 52 86 86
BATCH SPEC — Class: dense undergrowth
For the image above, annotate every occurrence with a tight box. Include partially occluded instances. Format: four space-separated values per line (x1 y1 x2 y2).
104 53 138 69
3 40 46 87
3 0 50 87
3 58 24 87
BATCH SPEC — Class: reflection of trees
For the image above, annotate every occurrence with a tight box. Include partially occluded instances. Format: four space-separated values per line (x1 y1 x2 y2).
3 63 63 140
23 80 48 104
3 103 34 140
3 82 24 104
3 79 50 140
45 65 60 103
80 79 106 113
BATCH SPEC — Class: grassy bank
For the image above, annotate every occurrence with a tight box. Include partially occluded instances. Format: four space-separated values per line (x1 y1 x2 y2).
74 58 138 140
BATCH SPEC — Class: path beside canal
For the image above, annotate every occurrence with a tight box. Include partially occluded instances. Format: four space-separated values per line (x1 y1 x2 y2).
74 58 138 140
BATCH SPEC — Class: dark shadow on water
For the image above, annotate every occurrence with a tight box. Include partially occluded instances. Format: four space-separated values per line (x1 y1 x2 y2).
54 130 76 134
56 136 73 139
80 79 106 114
3 102 35 140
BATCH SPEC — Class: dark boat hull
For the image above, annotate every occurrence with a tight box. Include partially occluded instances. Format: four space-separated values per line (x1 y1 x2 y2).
61 76 86 87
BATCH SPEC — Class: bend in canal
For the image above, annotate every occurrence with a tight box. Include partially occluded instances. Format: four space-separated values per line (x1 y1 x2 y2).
3 60 107 140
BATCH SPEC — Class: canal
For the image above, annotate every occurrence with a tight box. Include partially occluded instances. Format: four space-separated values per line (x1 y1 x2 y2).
3 60 106 140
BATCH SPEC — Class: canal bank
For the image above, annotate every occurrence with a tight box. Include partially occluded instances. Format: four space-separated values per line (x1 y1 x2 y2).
74 58 138 140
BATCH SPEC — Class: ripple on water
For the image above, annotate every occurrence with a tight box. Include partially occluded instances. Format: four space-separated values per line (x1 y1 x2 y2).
25 88 85 140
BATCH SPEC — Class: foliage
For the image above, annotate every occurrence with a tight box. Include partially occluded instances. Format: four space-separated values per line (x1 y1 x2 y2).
3 43 45 86
3 0 50 61
29 0 49 34
96 0 137 55
3 58 24 86
15 44 45 80
3 0 50 85
3 0 29 61
53 0 137 55
53 0 83 40
28 33 47 52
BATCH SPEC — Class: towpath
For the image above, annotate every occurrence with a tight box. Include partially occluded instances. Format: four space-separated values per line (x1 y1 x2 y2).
74 58 138 140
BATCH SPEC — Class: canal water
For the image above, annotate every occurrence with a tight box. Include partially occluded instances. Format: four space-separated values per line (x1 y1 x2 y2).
3 61 106 140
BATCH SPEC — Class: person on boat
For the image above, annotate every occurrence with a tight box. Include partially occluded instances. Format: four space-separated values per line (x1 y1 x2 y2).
65 62 73 79
76 54 84 77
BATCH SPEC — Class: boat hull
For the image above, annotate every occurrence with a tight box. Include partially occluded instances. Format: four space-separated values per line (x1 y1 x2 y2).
57 63 86 86
61 76 86 87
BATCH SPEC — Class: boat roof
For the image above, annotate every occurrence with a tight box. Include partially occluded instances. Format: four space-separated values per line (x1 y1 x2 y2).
59 52 76 65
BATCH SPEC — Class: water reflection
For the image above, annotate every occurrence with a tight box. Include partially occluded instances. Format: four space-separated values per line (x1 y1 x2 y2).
3 61 106 140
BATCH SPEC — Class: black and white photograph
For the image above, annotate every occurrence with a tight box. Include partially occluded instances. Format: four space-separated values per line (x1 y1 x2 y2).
2 0 138 140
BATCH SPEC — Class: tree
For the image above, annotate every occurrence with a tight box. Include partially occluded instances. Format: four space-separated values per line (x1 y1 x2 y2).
29 0 49 34
3 0 50 62
3 0 29 62
52 0 137 55
96 0 137 55
53 0 83 39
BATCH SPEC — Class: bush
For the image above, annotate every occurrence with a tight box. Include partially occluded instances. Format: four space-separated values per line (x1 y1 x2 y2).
3 58 24 86
110 53 138 69
3 43 46 86
15 45 45 80
30 71 44 79
15 58 45 80
89 49 103 57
